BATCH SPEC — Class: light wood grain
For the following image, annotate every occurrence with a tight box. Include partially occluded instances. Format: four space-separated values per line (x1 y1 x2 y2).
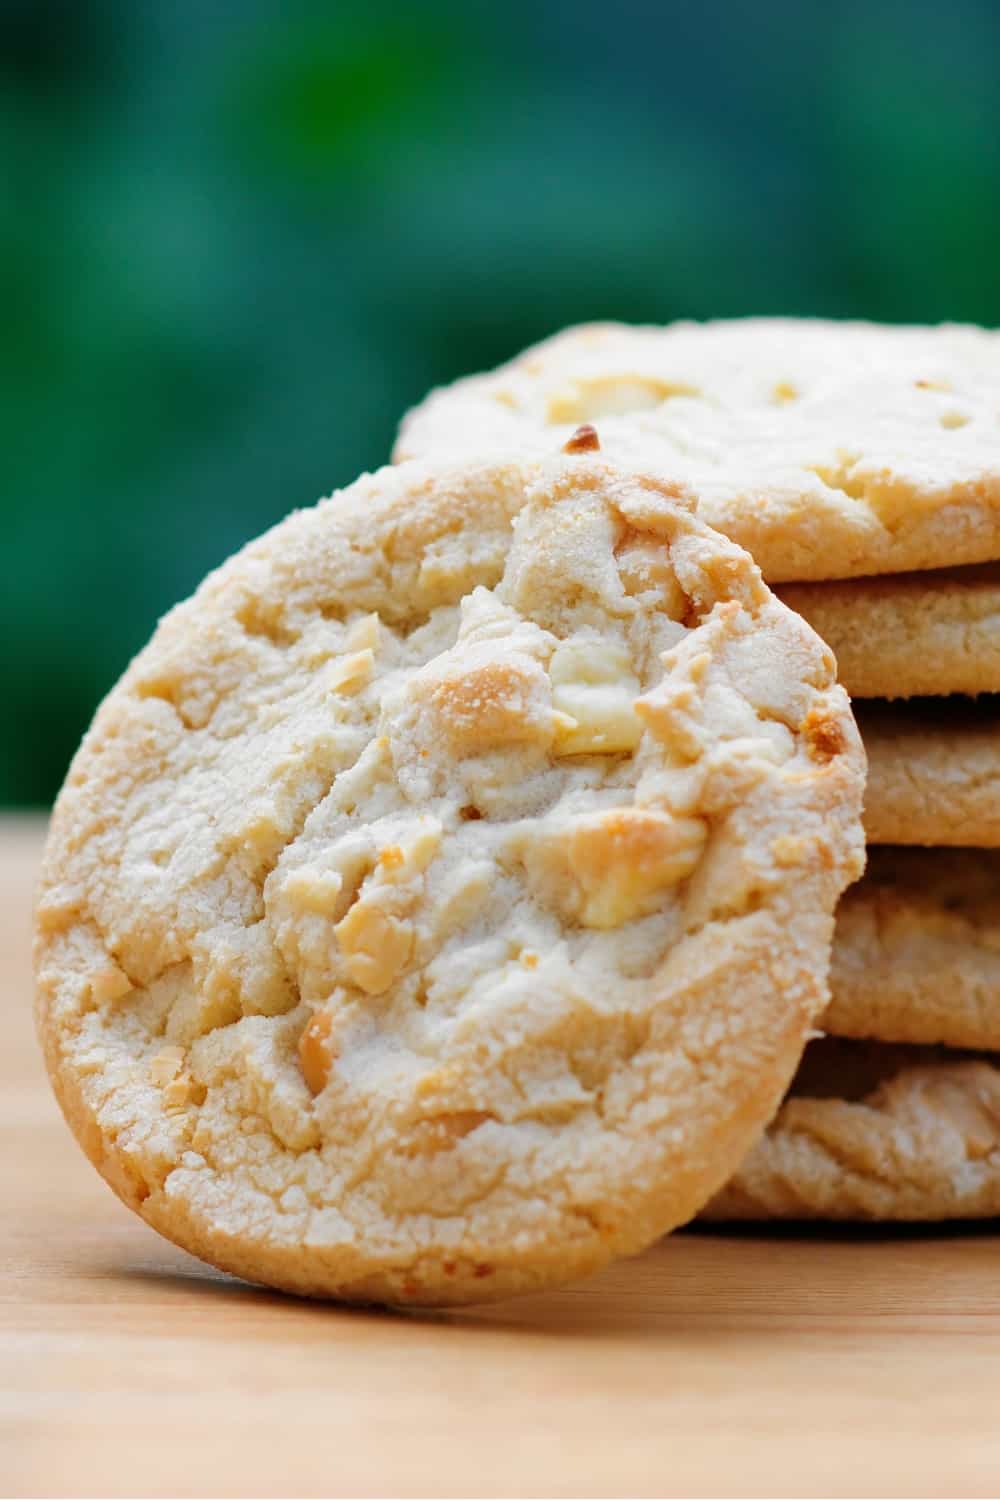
3 816 1000 1499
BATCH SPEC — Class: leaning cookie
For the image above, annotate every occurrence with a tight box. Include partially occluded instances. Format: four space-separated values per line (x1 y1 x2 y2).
827 848 1000 1051
396 318 1000 582
860 698 1000 846
779 563 1000 700
705 1037 1000 1221
35 454 864 1305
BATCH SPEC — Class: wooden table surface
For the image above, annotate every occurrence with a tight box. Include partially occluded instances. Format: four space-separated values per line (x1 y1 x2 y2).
4 815 1000 1498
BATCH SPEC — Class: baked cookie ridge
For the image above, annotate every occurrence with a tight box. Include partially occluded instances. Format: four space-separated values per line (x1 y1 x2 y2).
35 454 865 1304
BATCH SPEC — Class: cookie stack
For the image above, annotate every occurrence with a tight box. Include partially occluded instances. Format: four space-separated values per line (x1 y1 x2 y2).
398 319 1000 1224
35 319 998 1309
715 575 1000 1220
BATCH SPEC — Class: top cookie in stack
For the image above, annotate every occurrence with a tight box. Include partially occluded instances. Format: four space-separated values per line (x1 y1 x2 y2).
397 319 1000 1218
396 318 1000 583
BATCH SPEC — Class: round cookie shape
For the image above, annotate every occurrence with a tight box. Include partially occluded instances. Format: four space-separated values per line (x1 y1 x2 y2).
705 1037 1000 1221
35 455 865 1305
395 318 1000 583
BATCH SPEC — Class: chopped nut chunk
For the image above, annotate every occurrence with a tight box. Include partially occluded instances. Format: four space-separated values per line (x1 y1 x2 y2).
562 423 601 453
89 964 133 1006
162 1072 202 1111
149 1046 186 1087
345 612 381 652
329 648 375 695
803 706 847 763
334 904 415 994
299 1010 336 1095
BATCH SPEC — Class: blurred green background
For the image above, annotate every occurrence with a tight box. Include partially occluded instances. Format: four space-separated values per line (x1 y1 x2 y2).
4 0 1000 807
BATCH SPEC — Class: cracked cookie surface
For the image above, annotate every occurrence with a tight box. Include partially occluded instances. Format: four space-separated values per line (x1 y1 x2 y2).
35 456 864 1304
706 1037 1000 1220
395 319 1000 582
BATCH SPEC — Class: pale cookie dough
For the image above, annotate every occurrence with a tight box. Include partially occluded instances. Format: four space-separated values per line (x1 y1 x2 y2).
35 456 864 1306
396 318 1000 583
705 1037 1000 1220
860 698 1000 846
828 848 1000 1050
779 563 1000 699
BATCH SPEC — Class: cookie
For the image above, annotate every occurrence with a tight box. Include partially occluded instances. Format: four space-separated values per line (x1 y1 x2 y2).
828 848 1000 1050
396 319 1000 583
779 563 1000 700
860 698 1000 845
705 1037 1000 1221
34 456 865 1305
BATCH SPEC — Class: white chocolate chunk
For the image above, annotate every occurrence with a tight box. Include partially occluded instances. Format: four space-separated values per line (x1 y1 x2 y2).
546 375 694 423
550 639 642 755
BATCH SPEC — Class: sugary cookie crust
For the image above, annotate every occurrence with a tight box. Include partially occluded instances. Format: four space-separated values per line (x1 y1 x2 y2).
860 698 1000 846
827 848 1000 1050
35 456 864 1304
396 319 1000 583
779 563 1000 700
705 1037 1000 1221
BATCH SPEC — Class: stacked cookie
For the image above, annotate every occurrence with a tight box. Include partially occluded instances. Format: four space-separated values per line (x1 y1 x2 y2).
398 319 1000 1222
